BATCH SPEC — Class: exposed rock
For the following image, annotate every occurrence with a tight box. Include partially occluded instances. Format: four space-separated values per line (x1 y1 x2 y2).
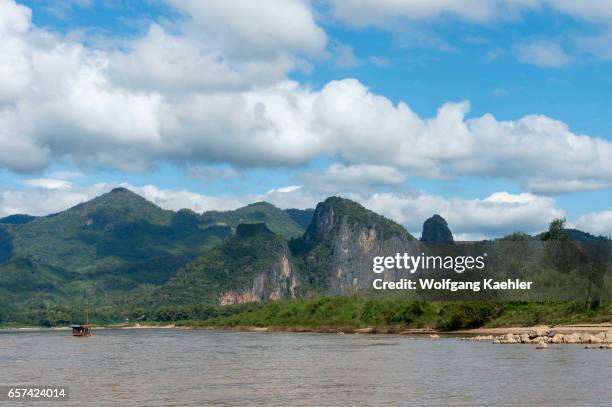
302 197 417 294
550 334 564 344
580 333 595 343
491 329 612 346
564 333 580 344
421 214 454 242
218 291 258 306
251 252 299 302
536 341 548 349
355 327 376 334
463 335 494 341
248 327 269 332
500 333 518 344
529 325 551 337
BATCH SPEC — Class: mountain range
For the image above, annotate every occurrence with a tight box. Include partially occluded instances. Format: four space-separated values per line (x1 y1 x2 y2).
0 187 607 325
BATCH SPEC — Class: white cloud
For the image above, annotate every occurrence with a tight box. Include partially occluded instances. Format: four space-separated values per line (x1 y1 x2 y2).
187 165 241 182
327 0 539 26
1 0 611 195
522 179 611 195
491 88 508 97
368 56 391 66
363 191 565 237
0 182 112 217
326 0 612 26
129 184 246 213
575 30 612 60
332 43 361 69
548 0 612 23
514 40 570 67
22 178 74 190
0 181 247 218
165 0 327 58
48 170 84 180
309 80 612 192
109 24 295 93
303 163 406 194
571 209 612 237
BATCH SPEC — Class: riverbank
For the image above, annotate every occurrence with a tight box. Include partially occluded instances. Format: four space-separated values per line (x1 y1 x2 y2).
0 323 180 332
2 322 611 347
195 323 612 347
3 298 610 339
160 297 611 332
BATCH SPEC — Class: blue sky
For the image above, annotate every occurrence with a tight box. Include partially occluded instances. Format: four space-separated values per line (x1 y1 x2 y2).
1 0 611 238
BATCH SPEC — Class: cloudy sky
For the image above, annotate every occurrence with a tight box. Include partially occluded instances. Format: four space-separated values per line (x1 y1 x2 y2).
1 0 611 239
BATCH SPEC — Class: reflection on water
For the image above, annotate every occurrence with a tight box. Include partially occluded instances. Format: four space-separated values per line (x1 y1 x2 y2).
1 329 610 406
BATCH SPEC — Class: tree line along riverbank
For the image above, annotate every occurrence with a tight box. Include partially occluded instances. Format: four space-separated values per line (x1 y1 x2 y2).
136 296 611 332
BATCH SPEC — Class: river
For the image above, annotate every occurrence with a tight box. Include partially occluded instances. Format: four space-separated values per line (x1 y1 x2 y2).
1 329 610 406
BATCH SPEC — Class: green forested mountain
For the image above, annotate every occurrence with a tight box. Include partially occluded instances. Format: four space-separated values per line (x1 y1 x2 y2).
152 223 297 307
1 188 230 276
201 202 305 239
0 214 37 225
283 208 315 230
0 188 308 325
0 189 608 327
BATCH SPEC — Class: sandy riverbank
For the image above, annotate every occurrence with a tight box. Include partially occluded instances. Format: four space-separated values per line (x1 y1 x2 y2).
3 323 612 347
450 323 612 336
0 323 181 332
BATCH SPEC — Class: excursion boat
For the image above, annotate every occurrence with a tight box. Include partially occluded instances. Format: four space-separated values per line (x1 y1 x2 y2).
71 298 93 337
71 324 92 337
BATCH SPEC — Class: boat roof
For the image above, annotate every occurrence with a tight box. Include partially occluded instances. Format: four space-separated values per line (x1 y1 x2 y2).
70 324 90 328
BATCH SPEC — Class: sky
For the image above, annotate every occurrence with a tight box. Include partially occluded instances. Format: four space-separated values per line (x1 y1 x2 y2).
0 0 611 239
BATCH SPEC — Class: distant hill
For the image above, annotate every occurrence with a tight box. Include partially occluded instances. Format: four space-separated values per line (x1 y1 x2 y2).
0 188 313 324
0 214 37 225
534 228 608 241
294 196 416 294
1 188 230 276
0 188 237 323
284 208 315 230
0 188 608 326
153 223 298 307
421 214 454 242
201 202 305 239
152 197 417 306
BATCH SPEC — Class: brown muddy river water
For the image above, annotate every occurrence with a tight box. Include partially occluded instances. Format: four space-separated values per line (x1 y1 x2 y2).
1 329 610 406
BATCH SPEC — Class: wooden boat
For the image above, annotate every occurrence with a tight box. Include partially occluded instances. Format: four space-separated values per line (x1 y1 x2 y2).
71 324 92 337
71 293 93 337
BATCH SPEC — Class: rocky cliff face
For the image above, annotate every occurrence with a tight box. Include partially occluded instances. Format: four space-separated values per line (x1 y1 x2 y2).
421 214 454 242
219 240 298 305
157 223 299 306
300 197 418 294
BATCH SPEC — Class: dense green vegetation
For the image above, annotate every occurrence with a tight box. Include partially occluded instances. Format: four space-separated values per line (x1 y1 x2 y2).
0 192 609 330
3 294 609 330
202 202 305 239
0 189 310 325
0 214 37 225
283 208 315 230
151 223 291 306
305 197 414 241
0 188 233 318
138 296 612 332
